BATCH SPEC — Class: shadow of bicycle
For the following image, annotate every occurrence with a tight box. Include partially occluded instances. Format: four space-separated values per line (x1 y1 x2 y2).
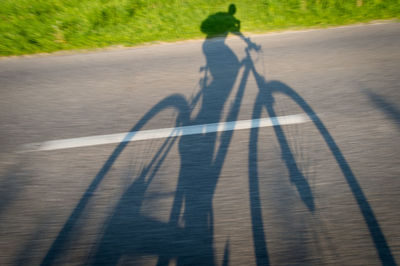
40 4 396 266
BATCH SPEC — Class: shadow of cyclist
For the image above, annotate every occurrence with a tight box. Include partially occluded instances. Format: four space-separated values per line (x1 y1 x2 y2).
39 4 396 266
160 4 249 265
88 4 254 266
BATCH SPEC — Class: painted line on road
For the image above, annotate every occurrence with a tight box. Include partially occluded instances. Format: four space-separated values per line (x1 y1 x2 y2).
21 113 312 152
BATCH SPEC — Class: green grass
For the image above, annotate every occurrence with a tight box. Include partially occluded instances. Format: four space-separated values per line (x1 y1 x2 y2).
0 0 399 56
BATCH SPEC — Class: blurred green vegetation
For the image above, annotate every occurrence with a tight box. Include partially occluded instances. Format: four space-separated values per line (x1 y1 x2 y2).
0 0 399 56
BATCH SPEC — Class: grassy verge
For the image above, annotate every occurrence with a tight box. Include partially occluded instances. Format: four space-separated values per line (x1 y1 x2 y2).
0 0 399 56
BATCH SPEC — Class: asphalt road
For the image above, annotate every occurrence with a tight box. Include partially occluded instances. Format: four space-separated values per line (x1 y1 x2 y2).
0 22 399 266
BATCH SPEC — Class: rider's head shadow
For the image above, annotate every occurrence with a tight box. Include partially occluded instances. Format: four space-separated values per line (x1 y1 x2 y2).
200 4 240 39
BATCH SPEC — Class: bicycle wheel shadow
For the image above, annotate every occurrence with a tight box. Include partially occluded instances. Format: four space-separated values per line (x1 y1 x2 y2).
250 68 396 265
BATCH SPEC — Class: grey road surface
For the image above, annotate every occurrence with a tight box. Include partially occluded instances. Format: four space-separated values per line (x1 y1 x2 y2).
0 22 399 266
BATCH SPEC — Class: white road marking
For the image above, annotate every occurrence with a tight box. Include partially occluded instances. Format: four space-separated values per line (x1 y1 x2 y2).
21 113 311 152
